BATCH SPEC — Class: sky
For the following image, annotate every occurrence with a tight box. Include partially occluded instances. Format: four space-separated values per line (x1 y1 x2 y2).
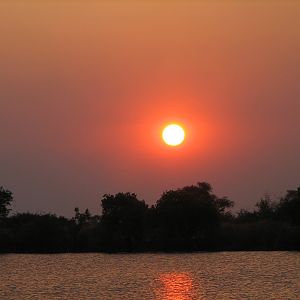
1 1 300 217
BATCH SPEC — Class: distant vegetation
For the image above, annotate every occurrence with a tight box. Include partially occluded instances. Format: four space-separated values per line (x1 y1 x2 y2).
0 183 299 253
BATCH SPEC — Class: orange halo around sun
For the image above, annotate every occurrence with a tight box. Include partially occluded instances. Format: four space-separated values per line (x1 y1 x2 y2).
162 124 185 146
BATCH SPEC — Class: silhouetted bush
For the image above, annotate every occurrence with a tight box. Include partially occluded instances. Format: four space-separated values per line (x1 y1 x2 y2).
6 213 75 253
220 220 299 250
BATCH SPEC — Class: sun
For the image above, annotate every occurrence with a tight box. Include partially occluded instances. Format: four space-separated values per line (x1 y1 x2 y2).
162 124 185 146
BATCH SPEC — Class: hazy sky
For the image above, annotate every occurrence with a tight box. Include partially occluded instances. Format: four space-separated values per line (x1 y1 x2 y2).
1 1 300 216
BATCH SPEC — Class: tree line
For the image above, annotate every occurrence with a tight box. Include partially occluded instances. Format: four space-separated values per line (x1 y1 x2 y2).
0 183 299 253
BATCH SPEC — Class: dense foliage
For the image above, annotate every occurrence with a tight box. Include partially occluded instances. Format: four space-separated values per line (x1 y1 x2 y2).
0 183 299 253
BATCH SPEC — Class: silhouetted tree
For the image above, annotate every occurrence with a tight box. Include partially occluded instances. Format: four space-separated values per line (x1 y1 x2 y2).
74 208 92 226
100 192 148 251
153 182 232 250
73 208 100 251
277 187 300 225
214 197 234 215
0 186 13 218
255 194 276 219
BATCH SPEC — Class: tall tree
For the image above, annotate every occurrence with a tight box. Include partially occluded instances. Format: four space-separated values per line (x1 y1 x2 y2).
100 192 148 251
154 182 232 249
0 186 13 218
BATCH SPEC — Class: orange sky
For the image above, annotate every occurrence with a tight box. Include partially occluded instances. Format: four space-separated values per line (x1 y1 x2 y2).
1 1 300 215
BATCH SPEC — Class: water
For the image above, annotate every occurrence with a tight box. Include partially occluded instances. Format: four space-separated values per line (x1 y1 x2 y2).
0 252 299 299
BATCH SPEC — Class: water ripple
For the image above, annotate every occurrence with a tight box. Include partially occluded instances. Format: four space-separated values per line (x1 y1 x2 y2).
0 252 299 299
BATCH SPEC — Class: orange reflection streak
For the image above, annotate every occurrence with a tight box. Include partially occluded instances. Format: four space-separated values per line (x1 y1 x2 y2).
156 272 193 300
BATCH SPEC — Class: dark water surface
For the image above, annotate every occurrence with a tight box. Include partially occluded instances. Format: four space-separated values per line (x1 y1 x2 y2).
0 252 299 299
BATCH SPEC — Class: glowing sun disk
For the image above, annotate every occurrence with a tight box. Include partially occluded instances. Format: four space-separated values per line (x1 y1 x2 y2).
162 124 185 146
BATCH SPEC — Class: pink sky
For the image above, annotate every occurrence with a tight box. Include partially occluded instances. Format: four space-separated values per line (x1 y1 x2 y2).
1 1 300 216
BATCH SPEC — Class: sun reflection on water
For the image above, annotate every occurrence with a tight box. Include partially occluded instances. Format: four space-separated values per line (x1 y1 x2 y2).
155 272 194 300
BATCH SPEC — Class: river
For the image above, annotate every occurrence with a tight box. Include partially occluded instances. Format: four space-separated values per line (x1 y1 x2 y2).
0 252 299 299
